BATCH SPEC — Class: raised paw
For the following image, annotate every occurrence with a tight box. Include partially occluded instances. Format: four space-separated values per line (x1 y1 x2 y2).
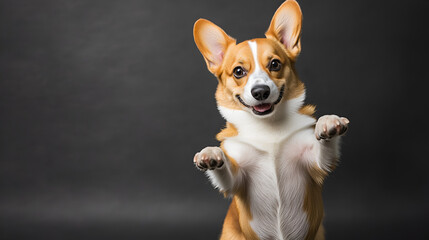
315 115 350 140
193 147 225 171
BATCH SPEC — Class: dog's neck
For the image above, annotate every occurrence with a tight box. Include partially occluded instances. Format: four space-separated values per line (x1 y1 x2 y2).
218 92 315 144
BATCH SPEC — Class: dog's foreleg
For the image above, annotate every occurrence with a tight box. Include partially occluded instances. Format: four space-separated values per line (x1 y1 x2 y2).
194 146 242 195
309 115 350 177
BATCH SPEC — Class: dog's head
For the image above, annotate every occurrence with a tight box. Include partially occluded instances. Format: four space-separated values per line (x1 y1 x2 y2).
194 0 305 119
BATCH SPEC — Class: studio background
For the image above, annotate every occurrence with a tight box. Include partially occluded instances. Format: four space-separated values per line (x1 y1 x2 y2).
1 0 428 239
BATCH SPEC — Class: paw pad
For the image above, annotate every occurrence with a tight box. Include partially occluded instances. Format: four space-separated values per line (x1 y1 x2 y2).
194 147 225 171
315 115 349 140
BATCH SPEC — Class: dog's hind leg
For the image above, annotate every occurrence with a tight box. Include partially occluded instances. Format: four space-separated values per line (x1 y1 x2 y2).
220 200 245 240
314 224 325 240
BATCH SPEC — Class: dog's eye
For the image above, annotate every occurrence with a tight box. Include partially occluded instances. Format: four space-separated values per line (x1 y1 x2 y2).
268 59 282 72
233 66 246 79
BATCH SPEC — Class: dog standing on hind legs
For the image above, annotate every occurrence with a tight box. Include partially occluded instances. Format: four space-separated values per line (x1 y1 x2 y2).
192 1 349 239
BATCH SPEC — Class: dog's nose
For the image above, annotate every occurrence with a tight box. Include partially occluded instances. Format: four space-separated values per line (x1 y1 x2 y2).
251 85 270 101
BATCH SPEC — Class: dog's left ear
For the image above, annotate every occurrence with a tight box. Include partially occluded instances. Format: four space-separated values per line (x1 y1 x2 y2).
265 0 303 60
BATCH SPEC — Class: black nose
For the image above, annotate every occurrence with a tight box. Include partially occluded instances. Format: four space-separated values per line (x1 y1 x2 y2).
251 85 270 101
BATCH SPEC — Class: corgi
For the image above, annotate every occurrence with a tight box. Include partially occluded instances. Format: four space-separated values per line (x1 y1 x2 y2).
192 1 349 239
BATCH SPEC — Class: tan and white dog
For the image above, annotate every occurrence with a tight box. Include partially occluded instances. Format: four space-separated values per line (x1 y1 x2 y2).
193 1 349 239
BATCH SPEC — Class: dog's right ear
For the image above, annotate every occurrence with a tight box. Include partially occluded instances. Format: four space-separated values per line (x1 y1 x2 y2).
193 19 236 75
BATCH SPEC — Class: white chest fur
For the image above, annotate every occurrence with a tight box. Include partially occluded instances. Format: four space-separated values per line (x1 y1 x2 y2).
219 94 317 240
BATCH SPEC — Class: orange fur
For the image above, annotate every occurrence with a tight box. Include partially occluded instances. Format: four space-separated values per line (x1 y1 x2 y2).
220 199 246 240
299 104 316 117
315 225 325 240
216 122 239 142
234 196 259 240
221 196 259 240
303 178 324 240
220 196 260 240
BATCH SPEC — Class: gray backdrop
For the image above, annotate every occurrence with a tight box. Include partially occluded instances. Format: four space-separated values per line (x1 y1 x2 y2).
1 0 428 239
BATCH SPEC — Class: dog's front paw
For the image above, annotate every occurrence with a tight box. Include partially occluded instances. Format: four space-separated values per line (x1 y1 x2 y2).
315 115 349 140
193 147 225 171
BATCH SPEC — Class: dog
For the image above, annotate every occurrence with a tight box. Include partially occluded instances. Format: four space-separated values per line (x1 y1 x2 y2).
192 1 349 239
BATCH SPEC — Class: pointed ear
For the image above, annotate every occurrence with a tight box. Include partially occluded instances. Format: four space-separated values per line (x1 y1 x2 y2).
265 0 302 60
193 19 236 74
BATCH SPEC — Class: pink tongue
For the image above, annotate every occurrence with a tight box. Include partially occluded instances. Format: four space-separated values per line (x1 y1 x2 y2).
253 103 272 112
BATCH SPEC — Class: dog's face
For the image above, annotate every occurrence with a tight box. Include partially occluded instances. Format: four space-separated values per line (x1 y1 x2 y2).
194 0 305 118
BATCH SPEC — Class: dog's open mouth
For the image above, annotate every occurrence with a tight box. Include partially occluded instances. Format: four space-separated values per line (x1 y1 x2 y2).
236 85 285 116
252 103 274 115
